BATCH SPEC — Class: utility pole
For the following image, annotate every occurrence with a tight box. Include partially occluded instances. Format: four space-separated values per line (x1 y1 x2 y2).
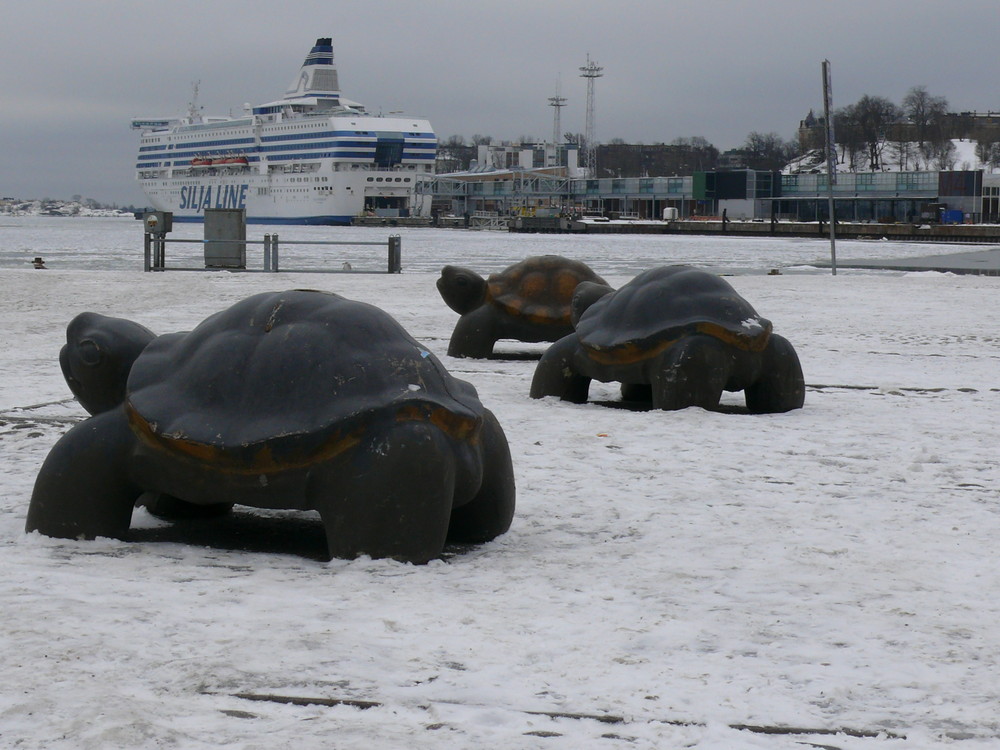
580 54 603 178
548 80 567 147
822 59 837 275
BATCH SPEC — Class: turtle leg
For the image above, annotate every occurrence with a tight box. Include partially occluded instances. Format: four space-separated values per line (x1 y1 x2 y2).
744 333 805 414
447 307 499 358
650 334 732 411
447 409 515 544
530 334 591 403
26 407 141 540
313 421 457 564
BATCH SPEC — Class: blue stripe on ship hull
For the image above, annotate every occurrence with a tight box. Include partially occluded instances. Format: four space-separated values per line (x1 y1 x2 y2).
171 214 353 226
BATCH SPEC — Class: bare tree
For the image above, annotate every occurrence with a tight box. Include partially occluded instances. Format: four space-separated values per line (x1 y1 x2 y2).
973 126 996 166
670 137 719 172
887 138 916 171
903 86 948 149
926 139 957 170
853 95 903 170
742 131 798 171
436 135 477 172
833 105 865 171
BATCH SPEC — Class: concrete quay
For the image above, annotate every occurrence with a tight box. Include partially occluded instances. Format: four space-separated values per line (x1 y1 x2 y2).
510 216 1000 244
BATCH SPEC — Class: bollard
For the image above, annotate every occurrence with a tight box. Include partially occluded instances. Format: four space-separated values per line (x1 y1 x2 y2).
151 236 165 271
143 233 151 272
387 235 401 273
263 234 271 272
272 234 279 272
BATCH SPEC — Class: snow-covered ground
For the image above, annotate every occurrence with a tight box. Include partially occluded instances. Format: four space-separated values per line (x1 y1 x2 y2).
2 218 999 748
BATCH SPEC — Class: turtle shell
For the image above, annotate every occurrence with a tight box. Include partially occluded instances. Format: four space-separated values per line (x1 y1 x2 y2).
125 290 483 472
486 255 607 326
576 265 772 365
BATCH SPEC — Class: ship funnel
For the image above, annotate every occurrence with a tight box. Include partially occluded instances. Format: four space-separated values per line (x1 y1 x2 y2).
285 38 341 100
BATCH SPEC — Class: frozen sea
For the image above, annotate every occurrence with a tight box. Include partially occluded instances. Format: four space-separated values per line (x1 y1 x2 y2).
2 216 999 748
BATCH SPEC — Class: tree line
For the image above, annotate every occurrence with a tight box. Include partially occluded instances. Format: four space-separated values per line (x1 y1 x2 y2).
824 86 952 171
436 85 997 177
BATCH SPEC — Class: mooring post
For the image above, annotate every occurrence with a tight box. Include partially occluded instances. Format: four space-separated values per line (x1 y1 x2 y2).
263 234 271 272
143 233 151 272
387 234 401 273
272 234 279 272
153 237 165 270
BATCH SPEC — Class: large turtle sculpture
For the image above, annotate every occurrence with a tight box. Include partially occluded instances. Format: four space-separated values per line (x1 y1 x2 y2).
530 265 805 413
437 255 608 358
27 290 515 564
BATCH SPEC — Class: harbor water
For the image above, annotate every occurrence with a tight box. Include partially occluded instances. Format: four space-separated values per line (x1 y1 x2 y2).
0 215 957 276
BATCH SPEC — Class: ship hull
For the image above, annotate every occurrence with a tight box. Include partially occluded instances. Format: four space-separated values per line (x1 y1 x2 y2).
139 161 432 225
133 39 436 226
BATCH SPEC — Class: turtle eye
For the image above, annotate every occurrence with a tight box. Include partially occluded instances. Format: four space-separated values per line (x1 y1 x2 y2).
77 339 103 367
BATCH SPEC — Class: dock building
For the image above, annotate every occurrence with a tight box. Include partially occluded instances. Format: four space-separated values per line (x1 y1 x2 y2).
421 163 1000 225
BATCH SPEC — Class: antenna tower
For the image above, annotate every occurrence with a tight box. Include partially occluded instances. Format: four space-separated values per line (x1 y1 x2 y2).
579 54 603 176
548 79 567 145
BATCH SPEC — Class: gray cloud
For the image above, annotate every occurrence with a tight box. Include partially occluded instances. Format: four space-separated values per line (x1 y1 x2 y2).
1 0 995 204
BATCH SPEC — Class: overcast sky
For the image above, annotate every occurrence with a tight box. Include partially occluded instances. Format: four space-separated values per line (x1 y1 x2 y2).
2 0 997 206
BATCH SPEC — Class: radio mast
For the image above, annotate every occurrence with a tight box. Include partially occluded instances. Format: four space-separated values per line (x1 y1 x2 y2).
579 54 603 177
548 79 567 146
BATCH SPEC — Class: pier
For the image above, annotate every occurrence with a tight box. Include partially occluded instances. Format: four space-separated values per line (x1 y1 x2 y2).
510 215 1000 244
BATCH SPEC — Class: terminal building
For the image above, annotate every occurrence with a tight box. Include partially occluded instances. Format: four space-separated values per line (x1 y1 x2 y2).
421 143 1000 224
422 166 999 224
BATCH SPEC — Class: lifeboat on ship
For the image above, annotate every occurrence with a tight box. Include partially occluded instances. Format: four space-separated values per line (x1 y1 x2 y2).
190 155 212 169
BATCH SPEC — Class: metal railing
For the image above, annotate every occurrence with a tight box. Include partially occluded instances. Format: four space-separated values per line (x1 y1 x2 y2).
144 233 402 274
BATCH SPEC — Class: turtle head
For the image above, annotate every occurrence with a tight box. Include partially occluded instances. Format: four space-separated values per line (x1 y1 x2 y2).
437 265 487 314
570 281 615 326
59 312 156 415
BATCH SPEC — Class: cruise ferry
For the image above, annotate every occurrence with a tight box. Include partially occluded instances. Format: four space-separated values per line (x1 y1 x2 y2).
132 38 437 224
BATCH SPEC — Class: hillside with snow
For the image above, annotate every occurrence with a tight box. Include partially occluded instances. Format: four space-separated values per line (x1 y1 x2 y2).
785 139 997 175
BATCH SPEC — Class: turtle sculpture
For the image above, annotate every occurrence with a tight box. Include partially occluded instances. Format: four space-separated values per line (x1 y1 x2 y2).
437 255 609 358
530 265 805 413
27 290 515 564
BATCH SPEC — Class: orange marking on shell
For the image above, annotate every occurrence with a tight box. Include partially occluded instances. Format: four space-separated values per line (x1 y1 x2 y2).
582 321 771 365
518 272 548 299
696 321 772 352
394 403 482 444
583 337 677 365
487 260 601 326
553 270 580 301
129 403 381 475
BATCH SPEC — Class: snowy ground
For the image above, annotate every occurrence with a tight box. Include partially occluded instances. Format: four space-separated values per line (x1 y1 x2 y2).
2 218 1000 748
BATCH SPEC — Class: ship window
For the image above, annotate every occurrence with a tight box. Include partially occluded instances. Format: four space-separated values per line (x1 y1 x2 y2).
374 140 404 168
